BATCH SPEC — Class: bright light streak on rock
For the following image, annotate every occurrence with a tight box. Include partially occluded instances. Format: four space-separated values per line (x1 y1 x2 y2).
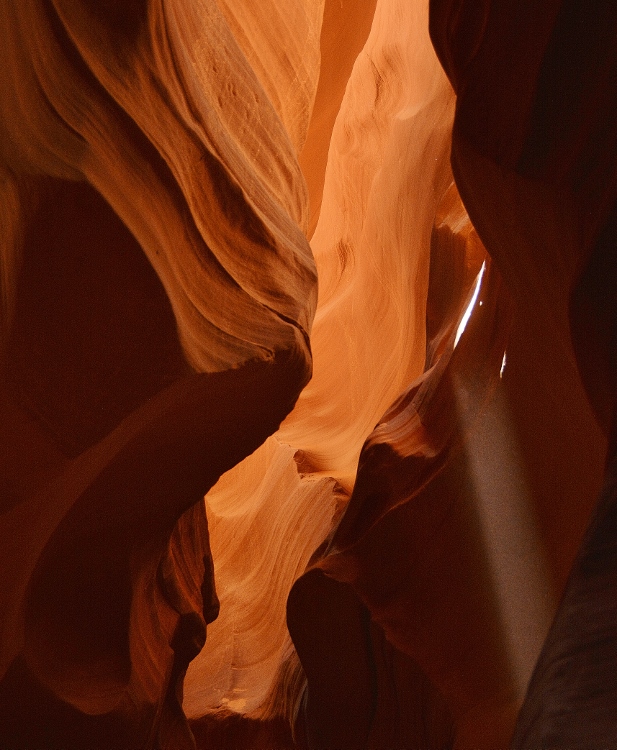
455 261 485 347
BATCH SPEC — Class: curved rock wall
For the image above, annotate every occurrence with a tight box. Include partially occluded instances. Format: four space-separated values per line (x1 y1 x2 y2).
431 0 617 745
0 0 316 747
1 0 615 748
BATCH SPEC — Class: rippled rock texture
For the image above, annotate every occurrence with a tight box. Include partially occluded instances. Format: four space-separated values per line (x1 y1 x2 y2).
1 0 616 748
1 0 315 746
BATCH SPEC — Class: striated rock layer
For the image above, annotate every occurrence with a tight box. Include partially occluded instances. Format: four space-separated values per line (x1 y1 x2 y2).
2 0 616 748
0 0 316 747
185 2 475 742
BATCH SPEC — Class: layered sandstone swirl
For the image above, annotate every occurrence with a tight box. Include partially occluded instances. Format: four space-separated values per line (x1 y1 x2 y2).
0 1 615 748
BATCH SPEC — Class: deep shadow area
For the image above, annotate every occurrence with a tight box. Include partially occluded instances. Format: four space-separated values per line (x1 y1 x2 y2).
3 177 190 457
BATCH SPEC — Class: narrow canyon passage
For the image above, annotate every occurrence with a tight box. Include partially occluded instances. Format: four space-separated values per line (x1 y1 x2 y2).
0 0 615 748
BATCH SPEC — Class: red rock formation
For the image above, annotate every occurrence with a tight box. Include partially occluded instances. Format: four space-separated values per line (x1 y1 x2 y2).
1 0 315 747
2 0 616 748
430 0 617 745
185 4 474 743
286 0 614 746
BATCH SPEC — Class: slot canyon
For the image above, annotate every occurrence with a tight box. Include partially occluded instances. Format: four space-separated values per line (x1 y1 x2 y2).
0 0 616 747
